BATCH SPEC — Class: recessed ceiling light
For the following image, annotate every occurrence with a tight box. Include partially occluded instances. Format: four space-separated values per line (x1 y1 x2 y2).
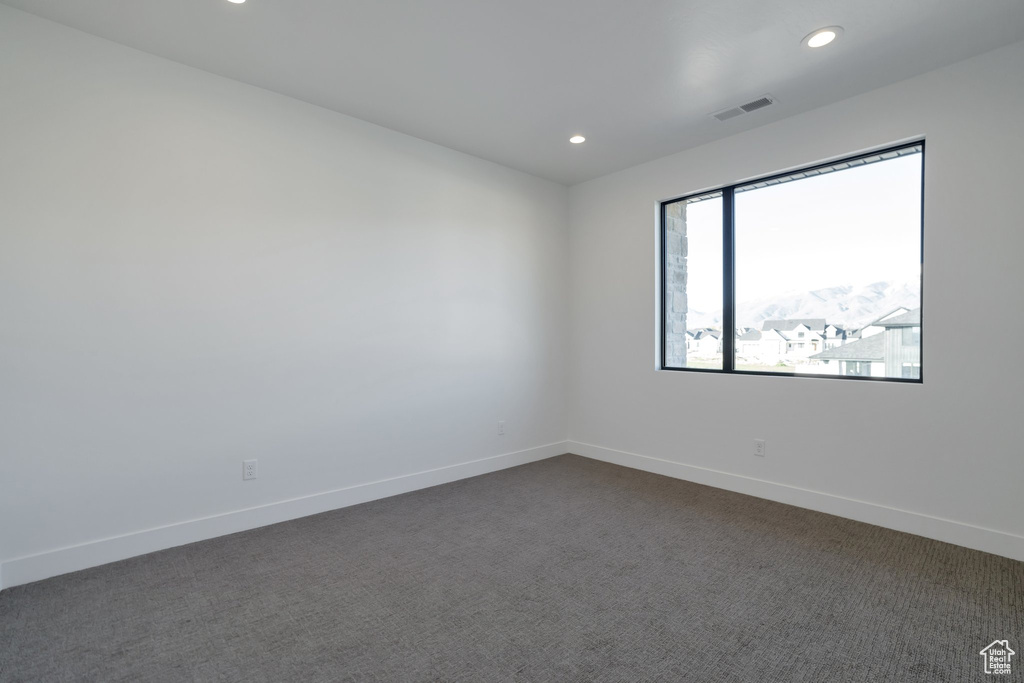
227 0 246 4
569 135 586 144
803 26 843 48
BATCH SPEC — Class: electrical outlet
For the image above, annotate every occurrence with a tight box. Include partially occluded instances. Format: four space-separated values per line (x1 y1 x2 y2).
243 459 258 480
497 420 506 436
753 439 766 457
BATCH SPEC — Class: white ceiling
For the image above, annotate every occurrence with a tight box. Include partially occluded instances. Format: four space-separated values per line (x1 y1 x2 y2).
5 0 1024 185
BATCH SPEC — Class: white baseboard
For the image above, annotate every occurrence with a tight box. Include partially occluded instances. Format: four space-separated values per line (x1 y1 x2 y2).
568 441 1024 563
0 442 568 591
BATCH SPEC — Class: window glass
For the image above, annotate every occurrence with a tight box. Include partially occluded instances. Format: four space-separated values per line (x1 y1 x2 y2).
734 147 922 378
661 143 923 382
664 194 722 369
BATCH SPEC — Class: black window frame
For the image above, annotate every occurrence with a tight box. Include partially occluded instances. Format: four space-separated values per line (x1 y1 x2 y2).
659 141 925 383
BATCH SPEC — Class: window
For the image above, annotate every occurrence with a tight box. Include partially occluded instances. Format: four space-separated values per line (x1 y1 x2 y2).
847 361 871 377
664 192 722 369
903 326 921 347
661 142 923 382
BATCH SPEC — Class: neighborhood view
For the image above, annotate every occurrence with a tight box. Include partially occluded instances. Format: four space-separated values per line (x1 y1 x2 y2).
684 280 921 378
664 144 923 379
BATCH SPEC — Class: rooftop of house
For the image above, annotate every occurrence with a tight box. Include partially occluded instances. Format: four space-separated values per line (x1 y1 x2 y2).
861 307 911 330
878 308 921 327
760 319 826 332
809 333 885 362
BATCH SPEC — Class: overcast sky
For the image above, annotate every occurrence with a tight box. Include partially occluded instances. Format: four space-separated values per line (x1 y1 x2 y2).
684 152 922 315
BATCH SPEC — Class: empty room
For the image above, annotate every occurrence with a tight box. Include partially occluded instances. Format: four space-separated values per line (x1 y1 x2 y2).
1 0 1023 680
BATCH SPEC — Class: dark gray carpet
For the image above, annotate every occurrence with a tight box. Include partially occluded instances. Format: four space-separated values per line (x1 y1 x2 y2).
1 454 1021 682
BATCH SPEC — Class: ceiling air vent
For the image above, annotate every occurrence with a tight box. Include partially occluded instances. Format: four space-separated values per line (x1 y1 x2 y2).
710 94 776 122
740 95 774 112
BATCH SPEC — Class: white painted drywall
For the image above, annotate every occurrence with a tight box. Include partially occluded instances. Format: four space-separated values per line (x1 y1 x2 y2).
568 40 1024 556
0 6 569 585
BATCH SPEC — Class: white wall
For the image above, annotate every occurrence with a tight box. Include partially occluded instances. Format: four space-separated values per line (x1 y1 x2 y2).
568 40 1024 560
0 6 569 588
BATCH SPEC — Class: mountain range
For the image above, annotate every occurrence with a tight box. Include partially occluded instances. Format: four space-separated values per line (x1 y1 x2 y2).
688 279 921 331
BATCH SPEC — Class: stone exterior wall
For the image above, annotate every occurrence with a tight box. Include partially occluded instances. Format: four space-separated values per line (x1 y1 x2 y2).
665 202 688 367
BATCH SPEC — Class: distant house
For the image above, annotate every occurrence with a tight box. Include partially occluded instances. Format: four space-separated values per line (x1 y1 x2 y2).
854 307 910 339
877 308 921 378
810 308 920 378
824 324 846 349
758 318 825 359
786 324 825 357
758 329 788 360
687 328 722 357
761 318 826 334
808 333 885 376
736 329 762 357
